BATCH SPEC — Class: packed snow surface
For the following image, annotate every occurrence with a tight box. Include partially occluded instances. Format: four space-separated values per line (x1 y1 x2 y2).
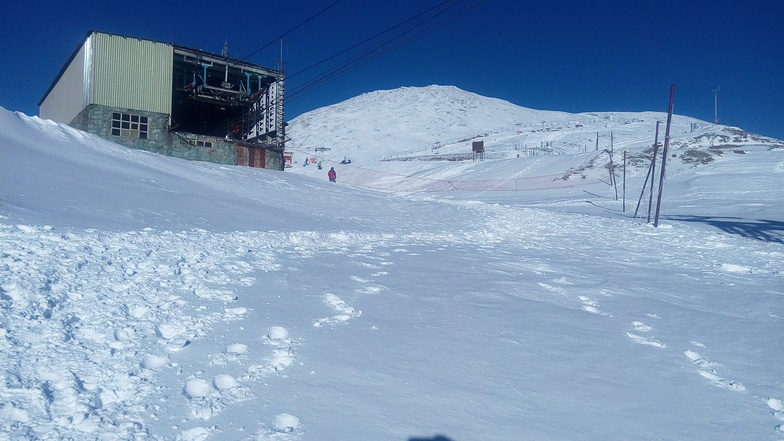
1 85 783 440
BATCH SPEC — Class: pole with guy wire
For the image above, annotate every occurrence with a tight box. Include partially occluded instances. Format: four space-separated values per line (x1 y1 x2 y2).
654 84 675 227
633 121 660 219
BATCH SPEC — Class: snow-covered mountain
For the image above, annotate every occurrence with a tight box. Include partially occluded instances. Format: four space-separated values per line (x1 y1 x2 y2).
1 86 783 441
288 85 570 159
288 85 781 162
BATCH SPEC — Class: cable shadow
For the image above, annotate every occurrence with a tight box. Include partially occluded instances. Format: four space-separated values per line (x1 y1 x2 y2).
664 215 784 244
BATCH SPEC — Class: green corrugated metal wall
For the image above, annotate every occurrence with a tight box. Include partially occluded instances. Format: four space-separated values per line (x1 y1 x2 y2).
91 33 172 114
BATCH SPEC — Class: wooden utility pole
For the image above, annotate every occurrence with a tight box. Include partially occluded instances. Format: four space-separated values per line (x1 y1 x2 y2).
654 85 675 227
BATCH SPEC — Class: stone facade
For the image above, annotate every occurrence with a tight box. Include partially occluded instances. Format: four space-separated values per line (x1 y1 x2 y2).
70 104 283 169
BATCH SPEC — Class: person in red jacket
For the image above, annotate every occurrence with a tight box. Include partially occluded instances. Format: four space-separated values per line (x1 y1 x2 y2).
328 167 337 183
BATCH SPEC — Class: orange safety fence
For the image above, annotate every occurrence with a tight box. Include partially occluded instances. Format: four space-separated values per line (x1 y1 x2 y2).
331 163 601 193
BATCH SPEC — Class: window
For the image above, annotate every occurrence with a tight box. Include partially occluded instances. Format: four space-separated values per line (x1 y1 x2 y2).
111 112 148 140
188 140 213 147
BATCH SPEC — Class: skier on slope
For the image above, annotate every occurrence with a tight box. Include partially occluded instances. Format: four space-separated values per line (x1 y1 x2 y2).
328 167 337 183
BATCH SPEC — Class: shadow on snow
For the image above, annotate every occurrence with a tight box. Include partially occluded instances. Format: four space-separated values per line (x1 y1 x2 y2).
665 215 784 244
408 436 455 441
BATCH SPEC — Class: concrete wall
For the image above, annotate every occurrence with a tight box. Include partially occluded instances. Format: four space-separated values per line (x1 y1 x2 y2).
71 104 237 165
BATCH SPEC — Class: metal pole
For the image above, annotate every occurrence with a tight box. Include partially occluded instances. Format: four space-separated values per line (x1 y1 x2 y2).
622 150 627 212
610 153 618 200
634 121 660 219
646 121 661 222
654 85 675 227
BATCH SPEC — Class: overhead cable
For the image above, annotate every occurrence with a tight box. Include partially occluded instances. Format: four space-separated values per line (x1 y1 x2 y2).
286 0 487 103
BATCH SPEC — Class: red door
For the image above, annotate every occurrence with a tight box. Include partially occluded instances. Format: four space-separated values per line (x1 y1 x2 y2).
251 148 266 168
237 146 266 168
236 146 249 166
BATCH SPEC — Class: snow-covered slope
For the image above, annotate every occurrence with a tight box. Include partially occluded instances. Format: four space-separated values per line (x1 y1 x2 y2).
1 96 783 441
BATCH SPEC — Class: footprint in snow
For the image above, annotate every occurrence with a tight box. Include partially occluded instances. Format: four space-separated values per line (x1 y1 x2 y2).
182 377 225 420
208 343 248 365
578 296 611 316
767 398 784 433
356 284 385 295
626 315 662 346
182 373 251 420
684 348 745 392
351 274 386 295
626 332 666 348
256 413 304 440
314 293 361 327
631 321 652 332
246 327 297 379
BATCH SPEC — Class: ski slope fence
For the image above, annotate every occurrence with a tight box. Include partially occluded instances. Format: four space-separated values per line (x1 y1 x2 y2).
331 162 603 194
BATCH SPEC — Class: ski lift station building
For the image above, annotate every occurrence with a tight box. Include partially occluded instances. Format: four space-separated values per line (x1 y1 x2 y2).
39 31 286 170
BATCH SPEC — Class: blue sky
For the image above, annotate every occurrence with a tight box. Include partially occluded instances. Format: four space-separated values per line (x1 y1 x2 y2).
2 0 782 139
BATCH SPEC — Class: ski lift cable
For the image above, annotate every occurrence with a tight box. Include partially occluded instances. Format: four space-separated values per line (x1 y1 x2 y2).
287 0 464 80
290 0 484 98
287 0 485 102
287 0 468 98
236 0 345 66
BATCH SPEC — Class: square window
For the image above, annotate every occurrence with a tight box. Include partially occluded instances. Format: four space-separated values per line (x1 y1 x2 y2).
110 112 148 139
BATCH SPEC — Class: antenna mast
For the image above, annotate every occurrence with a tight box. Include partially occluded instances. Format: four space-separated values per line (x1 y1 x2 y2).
713 87 719 123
